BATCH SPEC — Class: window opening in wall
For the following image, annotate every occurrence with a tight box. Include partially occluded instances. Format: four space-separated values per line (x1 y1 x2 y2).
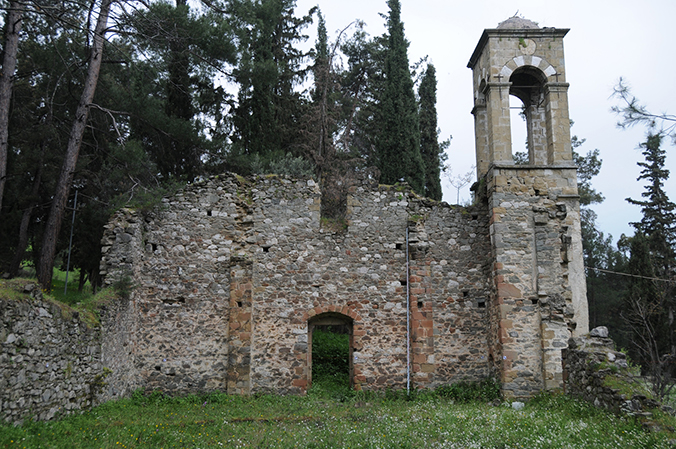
309 313 353 394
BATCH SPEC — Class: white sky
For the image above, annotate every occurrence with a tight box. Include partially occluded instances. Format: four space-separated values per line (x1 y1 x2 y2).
294 0 676 244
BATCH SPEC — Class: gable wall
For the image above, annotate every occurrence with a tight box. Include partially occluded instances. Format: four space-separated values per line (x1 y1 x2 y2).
100 174 494 394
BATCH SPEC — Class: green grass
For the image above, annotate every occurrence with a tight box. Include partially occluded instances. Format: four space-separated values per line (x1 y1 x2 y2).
1 390 674 448
49 268 93 306
0 276 115 328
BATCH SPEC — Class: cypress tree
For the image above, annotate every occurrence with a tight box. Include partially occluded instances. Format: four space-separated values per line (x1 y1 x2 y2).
418 63 443 200
623 132 676 394
376 0 424 193
626 132 676 277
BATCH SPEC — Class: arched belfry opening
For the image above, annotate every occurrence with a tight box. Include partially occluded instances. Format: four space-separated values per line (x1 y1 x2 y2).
509 66 548 165
308 312 353 390
467 17 574 178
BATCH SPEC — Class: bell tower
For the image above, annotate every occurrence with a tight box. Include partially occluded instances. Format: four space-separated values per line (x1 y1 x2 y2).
468 17 588 398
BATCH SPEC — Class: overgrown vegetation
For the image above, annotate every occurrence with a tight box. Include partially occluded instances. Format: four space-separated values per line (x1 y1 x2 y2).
0 276 121 328
312 328 350 379
435 378 501 403
1 390 675 448
311 327 350 397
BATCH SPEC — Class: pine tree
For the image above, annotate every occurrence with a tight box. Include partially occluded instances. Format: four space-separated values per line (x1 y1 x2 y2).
0 1 23 218
418 63 443 200
375 0 424 193
125 0 235 180
37 0 114 291
229 0 314 169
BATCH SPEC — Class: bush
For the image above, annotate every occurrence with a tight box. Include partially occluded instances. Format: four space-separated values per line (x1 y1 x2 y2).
435 378 501 403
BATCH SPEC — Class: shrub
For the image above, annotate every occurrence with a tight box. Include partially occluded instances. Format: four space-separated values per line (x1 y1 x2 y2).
435 378 501 402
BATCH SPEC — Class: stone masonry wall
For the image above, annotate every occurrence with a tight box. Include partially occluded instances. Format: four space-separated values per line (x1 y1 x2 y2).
99 208 144 400
0 286 104 424
0 282 139 424
99 173 494 395
564 327 658 416
99 292 140 401
486 165 582 398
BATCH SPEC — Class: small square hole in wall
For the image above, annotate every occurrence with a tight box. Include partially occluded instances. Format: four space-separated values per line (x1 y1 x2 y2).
478 299 486 309
400 279 407 286
152 243 158 252
395 243 404 250
417 301 423 309
462 291 469 298
237 301 243 307
207 210 212 216
531 298 539 305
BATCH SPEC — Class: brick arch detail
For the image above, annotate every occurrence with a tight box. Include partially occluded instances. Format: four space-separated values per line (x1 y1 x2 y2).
303 305 361 323
499 55 558 81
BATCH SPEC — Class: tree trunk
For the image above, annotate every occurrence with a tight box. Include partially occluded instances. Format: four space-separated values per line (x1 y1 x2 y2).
37 0 113 291
8 142 45 278
0 1 23 217
78 269 87 293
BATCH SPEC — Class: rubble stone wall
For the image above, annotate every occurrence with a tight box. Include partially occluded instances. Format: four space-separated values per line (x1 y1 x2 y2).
0 289 97 424
563 328 658 415
485 165 584 398
0 283 139 424
99 173 494 394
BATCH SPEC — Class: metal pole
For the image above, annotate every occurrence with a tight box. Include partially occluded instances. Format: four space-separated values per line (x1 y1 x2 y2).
406 227 410 395
64 190 78 295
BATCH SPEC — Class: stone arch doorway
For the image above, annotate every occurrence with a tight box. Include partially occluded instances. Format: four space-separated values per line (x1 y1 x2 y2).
308 312 354 389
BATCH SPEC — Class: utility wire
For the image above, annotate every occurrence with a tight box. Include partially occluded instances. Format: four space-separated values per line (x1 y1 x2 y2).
585 266 676 283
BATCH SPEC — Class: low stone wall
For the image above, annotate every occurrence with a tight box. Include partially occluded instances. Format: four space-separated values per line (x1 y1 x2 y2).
0 285 105 424
564 327 657 415
0 282 138 424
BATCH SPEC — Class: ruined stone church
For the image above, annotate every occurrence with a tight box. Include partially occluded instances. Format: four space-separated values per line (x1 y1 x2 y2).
100 17 588 399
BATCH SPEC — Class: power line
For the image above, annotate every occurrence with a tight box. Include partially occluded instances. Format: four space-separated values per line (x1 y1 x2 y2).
585 266 676 283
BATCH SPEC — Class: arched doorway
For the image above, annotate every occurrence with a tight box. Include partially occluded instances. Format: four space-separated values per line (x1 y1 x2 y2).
308 312 353 390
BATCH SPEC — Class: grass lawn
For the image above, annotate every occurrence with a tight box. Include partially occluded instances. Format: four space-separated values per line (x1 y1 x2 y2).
1 385 674 449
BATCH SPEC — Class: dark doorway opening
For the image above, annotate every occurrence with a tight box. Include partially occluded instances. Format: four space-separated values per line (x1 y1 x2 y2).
308 313 353 395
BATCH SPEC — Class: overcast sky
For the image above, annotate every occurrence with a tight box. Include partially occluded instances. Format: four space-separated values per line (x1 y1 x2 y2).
294 0 676 244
